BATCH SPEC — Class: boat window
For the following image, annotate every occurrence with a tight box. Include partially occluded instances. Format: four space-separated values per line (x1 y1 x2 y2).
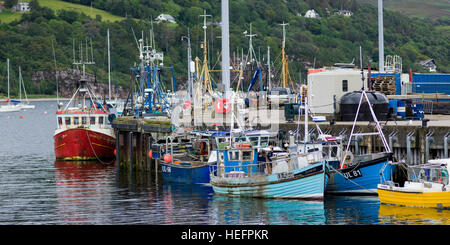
81 117 87 125
249 137 259 145
65 117 71 126
73 117 79 125
90 117 96 125
99 116 104 125
242 151 252 161
342 80 348 92
58 117 62 127
229 151 239 161
307 148 320 153
260 137 269 147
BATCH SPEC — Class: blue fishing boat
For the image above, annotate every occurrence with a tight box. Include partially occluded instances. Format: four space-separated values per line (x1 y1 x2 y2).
210 142 329 199
155 133 216 184
324 52 395 194
293 134 395 195
326 152 394 194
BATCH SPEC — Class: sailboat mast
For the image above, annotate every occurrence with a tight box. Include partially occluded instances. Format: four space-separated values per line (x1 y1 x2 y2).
280 22 289 88
19 66 22 101
107 29 111 100
52 39 59 105
7 58 9 100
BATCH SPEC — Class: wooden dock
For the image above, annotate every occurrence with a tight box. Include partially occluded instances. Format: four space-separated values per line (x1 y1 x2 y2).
112 116 172 176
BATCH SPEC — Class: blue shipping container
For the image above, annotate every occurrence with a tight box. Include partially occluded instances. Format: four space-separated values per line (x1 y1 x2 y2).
412 74 450 94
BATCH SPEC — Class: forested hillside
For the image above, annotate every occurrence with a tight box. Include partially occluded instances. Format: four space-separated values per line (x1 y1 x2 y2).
0 0 448 97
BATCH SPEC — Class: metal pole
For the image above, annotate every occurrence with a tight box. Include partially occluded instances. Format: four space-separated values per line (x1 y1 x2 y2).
378 0 384 72
221 0 230 96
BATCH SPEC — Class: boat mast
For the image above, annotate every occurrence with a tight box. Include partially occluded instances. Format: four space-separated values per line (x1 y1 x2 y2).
19 66 22 101
200 10 211 95
107 28 111 101
267 46 271 91
7 58 9 102
182 28 193 101
279 22 289 88
51 39 59 105
245 23 258 67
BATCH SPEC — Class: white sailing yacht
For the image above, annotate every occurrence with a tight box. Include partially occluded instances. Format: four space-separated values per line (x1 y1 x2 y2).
105 29 124 117
16 66 35 109
0 59 21 112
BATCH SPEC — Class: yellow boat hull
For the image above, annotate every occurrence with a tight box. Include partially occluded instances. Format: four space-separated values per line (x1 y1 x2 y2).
378 188 450 209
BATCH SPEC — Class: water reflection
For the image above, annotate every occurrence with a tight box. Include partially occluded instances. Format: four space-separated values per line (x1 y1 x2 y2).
211 195 325 225
324 195 380 224
378 204 450 225
54 160 115 224
158 183 213 224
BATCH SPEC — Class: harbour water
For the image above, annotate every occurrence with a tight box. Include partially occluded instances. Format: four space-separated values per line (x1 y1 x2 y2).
1 101 449 225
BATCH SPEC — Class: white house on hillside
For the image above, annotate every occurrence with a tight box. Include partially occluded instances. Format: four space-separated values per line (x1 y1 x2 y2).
155 14 176 24
11 1 30 12
417 59 437 72
304 9 320 19
335 10 353 17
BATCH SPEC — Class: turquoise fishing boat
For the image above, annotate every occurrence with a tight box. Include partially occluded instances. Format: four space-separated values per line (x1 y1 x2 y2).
210 142 328 199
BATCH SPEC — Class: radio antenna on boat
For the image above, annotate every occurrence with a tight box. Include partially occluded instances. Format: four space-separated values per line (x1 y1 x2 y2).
51 39 59 105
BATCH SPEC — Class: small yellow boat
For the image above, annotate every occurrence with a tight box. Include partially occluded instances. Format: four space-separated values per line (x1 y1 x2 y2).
377 159 450 209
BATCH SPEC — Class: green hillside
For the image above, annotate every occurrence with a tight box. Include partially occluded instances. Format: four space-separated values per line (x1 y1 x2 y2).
0 0 448 98
357 0 450 20
0 0 126 23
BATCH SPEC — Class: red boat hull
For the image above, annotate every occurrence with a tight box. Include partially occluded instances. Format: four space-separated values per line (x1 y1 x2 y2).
54 128 115 161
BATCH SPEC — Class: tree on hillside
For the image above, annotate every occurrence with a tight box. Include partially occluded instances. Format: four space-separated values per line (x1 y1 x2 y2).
4 0 18 8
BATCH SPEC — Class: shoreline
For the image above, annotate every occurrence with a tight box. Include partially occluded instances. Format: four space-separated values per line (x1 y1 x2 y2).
27 98 70 102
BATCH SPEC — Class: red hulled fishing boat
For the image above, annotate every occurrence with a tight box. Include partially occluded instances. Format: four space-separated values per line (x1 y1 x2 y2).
54 63 115 161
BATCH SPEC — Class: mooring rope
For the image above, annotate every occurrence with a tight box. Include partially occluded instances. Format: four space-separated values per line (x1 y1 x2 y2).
327 162 378 194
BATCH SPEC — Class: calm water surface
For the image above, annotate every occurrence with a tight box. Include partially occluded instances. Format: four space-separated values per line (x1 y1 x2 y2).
0 101 449 225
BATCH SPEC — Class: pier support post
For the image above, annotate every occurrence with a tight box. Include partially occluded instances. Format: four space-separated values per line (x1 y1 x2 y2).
444 134 450 159
355 135 363 155
129 131 133 172
389 131 398 159
116 130 120 170
406 131 415 164
425 131 434 163
148 134 152 172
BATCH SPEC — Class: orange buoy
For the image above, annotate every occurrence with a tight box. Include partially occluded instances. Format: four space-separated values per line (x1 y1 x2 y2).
148 150 153 159
20 116 24 119
164 154 172 163
113 149 117 156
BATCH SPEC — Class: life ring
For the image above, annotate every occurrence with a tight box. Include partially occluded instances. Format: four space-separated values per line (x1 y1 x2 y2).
239 144 251 149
